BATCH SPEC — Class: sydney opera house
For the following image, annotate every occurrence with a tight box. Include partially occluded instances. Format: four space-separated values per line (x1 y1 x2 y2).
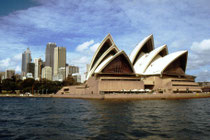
59 34 201 95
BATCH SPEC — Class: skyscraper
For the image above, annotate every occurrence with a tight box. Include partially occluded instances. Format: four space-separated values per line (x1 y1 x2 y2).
22 48 31 77
34 58 43 80
27 63 35 78
53 47 66 77
45 43 56 72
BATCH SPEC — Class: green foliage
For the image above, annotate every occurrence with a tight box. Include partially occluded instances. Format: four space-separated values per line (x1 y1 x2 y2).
2 78 16 92
0 82 2 93
0 77 79 94
63 75 77 86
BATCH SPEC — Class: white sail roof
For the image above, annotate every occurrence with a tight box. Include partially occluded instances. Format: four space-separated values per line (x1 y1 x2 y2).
95 51 135 74
144 51 188 75
95 56 113 73
129 34 154 65
88 34 115 72
86 45 119 79
134 45 168 74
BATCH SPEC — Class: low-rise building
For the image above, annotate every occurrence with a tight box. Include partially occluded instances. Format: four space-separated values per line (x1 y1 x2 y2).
5 70 15 79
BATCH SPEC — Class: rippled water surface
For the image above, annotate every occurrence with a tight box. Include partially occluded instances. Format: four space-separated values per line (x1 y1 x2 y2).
0 97 210 140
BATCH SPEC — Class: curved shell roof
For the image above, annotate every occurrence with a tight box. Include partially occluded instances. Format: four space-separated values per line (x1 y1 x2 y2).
86 45 119 79
88 34 115 72
95 50 135 74
144 50 188 75
134 45 168 74
129 34 154 65
86 34 189 80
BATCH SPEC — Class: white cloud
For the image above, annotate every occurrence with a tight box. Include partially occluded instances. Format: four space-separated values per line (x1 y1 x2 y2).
0 58 11 68
15 66 21 73
196 69 210 82
67 52 92 74
188 39 210 70
90 43 100 52
0 53 22 73
187 39 210 81
170 39 188 48
191 39 210 53
13 54 22 61
76 40 94 52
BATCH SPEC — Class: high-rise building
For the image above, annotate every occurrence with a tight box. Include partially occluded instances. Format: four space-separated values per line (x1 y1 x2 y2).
72 73 81 83
66 65 79 77
5 70 15 79
53 47 66 77
27 63 35 78
85 64 90 79
45 43 56 73
0 72 5 82
34 58 43 80
42 66 52 81
58 67 66 81
22 48 31 77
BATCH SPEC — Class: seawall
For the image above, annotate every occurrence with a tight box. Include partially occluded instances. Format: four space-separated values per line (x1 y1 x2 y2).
52 93 210 100
1 93 210 100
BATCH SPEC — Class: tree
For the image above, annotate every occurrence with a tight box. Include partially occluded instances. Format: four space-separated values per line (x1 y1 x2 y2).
0 82 2 93
2 79 16 93
63 75 77 86
21 78 35 93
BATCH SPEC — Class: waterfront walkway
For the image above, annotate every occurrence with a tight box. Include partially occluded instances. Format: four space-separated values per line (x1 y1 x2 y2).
1 93 210 100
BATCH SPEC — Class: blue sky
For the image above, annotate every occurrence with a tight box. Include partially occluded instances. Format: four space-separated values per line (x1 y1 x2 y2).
0 0 209 81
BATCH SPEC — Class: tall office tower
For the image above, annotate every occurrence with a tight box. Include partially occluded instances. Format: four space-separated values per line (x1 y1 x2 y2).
27 63 35 78
42 66 52 81
66 65 79 77
45 43 56 73
34 58 43 80
0 72 5 82
21 48 31 77
5 70 15 79
53 47 66 77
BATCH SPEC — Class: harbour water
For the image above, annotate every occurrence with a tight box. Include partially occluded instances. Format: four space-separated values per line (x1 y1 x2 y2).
0 97 210 140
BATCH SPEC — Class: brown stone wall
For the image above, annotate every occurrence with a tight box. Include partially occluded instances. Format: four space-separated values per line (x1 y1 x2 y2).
85 76 99 94
98 77 144 92
143 75 201 93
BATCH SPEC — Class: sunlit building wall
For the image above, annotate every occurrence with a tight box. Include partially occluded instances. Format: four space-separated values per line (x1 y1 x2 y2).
42 66 52 81
21 48 31 77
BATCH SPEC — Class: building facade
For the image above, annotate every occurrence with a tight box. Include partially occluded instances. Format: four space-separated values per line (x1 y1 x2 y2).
66 65 79 77
53 47 66 77
42 66 52 81
22 48 31 77
27 63 35 78
0 72 5 82
5 70 15 79
45 43 56 73
72 73 81 83
34 58 43 80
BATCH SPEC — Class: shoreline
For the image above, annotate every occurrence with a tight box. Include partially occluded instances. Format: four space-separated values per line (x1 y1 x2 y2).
0 93 210 100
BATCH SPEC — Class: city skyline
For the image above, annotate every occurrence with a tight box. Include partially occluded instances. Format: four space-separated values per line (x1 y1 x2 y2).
0 0 210 81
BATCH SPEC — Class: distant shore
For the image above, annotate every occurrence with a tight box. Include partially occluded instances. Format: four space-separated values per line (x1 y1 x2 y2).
1 92 210 100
